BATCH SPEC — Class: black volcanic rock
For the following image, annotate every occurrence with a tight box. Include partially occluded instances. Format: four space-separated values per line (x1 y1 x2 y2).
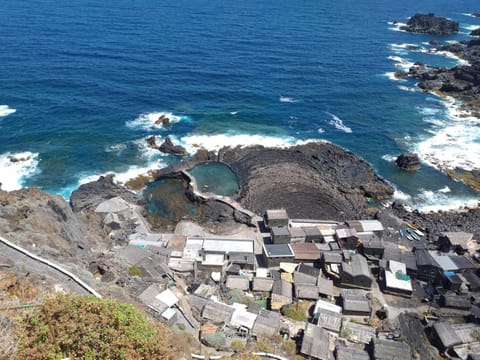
217 143 394 220
471 27 480 36
400 13 459 35
146 136 159 149
473 13 480 18
155 142 394 220
158 137 187 156
70 175 142 212
395 153 420 171
154 114 170 127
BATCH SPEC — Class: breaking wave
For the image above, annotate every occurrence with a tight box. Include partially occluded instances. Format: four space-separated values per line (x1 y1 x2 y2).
326 112 352 133
125 111 190 131
0 105 16 117
179 133 320 153
279 96 299 103
416 97 480 172
0 151 39 191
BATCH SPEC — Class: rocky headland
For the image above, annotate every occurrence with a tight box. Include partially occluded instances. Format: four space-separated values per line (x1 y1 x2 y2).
155 141 394 220
400 13 459 36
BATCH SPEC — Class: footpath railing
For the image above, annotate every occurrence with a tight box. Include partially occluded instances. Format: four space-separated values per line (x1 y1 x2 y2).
0 235 101 298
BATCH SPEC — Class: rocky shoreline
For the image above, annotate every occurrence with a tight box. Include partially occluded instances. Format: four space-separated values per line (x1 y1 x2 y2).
393 13 480 190
394 14 480 114
154 142 394 220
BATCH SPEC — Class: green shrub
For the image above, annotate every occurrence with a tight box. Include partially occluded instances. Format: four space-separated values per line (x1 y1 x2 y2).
177 323 186 331
203 333 226 349
256 339 272 353
128 265 142 277
17 294 176 360
282 339 297 355
231 340 245 351
283 305 308 321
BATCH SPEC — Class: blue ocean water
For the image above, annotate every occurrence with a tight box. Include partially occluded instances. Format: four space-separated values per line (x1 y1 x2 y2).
0 0 479 211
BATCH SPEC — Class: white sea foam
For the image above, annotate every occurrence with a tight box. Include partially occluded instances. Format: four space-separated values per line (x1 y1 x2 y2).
388 55 415 71
390 43 424 56
388 22 408 33
104 143 127 153
317 128 325 134
125 111 188 131
417 107 441 116
434 50 470 66
381 154 396 162
279 96 299 103
326 112 352 133
393 189 412 202
413 189 480 213
398 85 416 92
439 186 451 193
0 105 16 117
383 72 406 82
73 158 166 190
230 111 238 115
178 133 320 154
462 13 477 18
0 151 39 191
463 24 479 31
416 96 480 172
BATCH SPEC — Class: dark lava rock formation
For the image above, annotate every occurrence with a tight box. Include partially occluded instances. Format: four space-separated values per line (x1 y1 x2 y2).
217 143 394 220
70 174 142 212
400 13 459 35
157 142 394 220
401 38 480 117
395 153 420 171
471 27 480 36
146 136 187 156
158 137 187 156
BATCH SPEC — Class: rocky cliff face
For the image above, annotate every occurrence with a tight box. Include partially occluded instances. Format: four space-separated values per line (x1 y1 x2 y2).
214 142 394 220
70 174 142 212
0 188 108 259
400 13 459 35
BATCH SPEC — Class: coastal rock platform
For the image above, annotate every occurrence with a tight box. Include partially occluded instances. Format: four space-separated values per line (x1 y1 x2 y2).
156 142 394 220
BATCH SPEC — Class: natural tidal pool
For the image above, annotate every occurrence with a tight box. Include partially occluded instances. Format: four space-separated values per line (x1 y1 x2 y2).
143 177 198 228
187 162 239 196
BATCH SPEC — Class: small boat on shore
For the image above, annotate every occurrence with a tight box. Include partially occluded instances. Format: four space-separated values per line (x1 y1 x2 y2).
407 223 424 237
406 228 420 240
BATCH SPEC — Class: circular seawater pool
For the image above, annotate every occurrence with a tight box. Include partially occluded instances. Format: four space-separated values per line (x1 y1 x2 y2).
187 162 239 197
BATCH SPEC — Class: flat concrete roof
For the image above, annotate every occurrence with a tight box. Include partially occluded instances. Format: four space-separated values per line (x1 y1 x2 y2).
266 209 289 220
263 244 294 257
185 237 254 254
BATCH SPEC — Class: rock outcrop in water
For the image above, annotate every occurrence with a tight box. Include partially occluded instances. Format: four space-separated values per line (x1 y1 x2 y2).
393 34 480 190
158 137 188 156
395 153 420 171
471 28 480 36
154 114 170 127
400 13 459 35
403 38 480 116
